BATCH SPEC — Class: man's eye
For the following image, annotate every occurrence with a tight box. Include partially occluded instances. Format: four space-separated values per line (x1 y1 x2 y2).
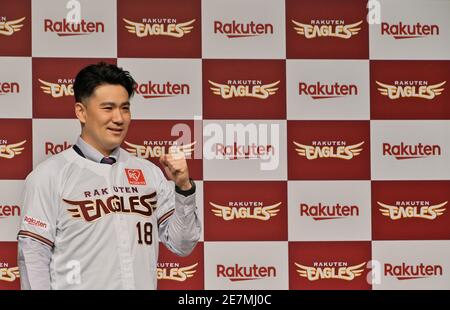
103 107 112 110
123 106 130 110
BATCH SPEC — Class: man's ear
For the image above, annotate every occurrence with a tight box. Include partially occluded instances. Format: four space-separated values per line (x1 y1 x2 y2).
75 102 87 125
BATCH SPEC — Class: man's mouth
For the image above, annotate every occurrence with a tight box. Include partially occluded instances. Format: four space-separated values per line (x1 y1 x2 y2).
107 128 123 133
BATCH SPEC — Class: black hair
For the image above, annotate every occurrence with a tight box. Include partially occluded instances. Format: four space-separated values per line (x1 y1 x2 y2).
73 62 136 103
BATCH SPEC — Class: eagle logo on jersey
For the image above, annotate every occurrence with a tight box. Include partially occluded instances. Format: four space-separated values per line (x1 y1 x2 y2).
63 192 157 222
295 262 366 281
0 140 26 159
157 263 198 282
38 79 74 98
210 202 281 221
125 169 146 185
0 266 20 282
378 201 447 220
0 17 25 36
124 141 196 159
293 141 364 160
123 18 195 38
375 81 446 100
208 80 280 99
292 20 363 39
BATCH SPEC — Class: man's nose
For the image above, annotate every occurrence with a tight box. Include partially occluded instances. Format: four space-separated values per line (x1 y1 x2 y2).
112 108 124 124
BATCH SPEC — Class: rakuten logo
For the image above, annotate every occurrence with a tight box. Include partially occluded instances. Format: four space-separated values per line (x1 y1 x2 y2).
300 203 359 221
44 19 105 36
23 215 48 231
0 205 20 219
45 141 72 155
214 20 273 38
382 142 441 160
299 82 358 99
134 81 190 99
217 264 276 281
214 141 275 160
0 82 20 95
385 263 443 280
381 22 439 39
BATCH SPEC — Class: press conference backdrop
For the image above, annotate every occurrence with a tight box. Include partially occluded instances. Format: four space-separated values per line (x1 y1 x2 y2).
1 0 450 290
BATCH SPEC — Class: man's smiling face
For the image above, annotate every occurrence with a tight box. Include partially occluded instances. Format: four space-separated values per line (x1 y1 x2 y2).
75 84 131 156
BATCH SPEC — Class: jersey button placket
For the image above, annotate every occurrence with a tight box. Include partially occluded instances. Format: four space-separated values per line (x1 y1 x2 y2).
110 166 135 289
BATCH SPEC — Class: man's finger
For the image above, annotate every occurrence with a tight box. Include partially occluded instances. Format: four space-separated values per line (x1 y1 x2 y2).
169 148 185 160
159 154 169 166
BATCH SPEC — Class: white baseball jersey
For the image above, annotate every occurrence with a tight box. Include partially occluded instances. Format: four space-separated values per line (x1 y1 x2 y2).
18 147 201 289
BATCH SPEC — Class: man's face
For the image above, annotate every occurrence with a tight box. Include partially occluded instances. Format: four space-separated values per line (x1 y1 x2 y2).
75 84 131 156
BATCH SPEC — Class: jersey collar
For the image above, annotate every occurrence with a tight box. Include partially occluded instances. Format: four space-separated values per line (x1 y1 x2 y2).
75 136 120 164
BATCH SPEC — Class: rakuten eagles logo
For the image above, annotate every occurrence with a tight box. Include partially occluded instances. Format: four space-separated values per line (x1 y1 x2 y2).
299 81 358 99
157 262 197 282
300 202 359 221
0 263 20 282
0 140 26 159
63 188 157 222
295 261 366 281
39 78 74 98
214 20 273 38
292 19 363 39
210 201 281 221
382 142 441 160
385 262 443 280
293 140 364 160
208 80 280 100
378 200 447 220
134 81 190 99
0 17 25 36
381 22 439 39
376 80 445 100
217 264 276 282
124 141 195 159
44 18 105 36
123 18 195 38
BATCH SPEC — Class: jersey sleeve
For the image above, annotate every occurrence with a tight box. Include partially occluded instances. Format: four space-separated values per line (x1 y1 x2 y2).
154 167 176 227
17 169 58 248
153 167 201 257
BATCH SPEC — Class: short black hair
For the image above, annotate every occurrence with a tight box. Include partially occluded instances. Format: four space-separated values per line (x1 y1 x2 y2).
73 62 136 103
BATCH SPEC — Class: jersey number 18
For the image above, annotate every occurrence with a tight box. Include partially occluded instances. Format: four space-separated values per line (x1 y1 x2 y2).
136 222 153 245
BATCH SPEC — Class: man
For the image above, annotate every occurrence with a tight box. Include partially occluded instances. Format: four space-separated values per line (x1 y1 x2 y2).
17 62 201 289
